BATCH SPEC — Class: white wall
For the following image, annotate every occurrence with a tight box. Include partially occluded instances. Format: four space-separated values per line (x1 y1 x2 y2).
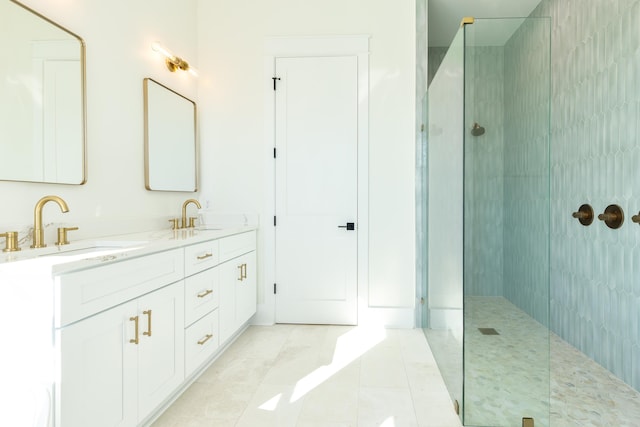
0 0 416 327
197 0 416 326
0 0 199 243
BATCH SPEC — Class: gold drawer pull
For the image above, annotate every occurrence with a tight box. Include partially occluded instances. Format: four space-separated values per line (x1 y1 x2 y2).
197 334 213 345
129 316 139 344
143 310 152 337
197 289 213 298
242 263 247 280
237 264 243 281
197 252 213 260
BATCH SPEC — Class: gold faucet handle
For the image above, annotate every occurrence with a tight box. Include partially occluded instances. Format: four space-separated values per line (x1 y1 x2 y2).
169 218 180 230
0 231 21 252
56 227 78 246
188 217 198 228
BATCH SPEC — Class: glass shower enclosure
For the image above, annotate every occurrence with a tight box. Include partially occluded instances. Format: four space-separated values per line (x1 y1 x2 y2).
423 16 551 427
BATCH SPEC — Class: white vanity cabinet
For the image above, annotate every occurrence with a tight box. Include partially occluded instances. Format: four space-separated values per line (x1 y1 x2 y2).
57 282 184 427
183 241 221 377
182 230 257 375
57 299 138 427
0 227 257 427
219 232 257 344
54 248 185 427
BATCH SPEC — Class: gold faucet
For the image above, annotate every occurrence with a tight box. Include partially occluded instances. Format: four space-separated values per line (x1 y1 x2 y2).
31 195 69 248
181 199 202 228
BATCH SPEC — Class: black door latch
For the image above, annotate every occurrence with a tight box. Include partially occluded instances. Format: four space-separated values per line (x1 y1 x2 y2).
338 222 355 230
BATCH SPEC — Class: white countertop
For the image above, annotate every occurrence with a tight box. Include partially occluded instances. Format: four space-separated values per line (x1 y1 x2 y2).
0 226 256 275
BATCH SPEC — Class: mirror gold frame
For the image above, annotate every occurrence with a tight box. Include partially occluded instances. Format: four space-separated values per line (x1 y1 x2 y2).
1 0 87 184
143 78 198 192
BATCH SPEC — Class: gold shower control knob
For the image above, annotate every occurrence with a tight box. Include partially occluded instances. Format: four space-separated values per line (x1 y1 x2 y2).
598 204 624 229
572 204 594 226
632 212 640 224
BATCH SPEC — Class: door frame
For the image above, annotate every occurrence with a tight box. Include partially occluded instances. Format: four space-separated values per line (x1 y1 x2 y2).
261 35 370 325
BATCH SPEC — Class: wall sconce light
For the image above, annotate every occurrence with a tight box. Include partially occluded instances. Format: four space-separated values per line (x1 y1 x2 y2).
152 42 198 76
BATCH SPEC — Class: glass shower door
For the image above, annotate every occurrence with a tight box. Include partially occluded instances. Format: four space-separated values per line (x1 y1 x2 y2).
424 15 551 427
424 27 466 422
463 17 551 427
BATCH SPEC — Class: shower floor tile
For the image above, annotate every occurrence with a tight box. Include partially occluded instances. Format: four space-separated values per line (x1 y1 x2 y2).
463 296 640 427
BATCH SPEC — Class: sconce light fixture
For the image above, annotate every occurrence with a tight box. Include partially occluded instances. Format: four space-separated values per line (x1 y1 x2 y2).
152 42 198 76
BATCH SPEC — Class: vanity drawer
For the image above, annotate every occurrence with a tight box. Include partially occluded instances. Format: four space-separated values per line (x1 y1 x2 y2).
185 266 219 327
185 309 219 377
55 249 184 328
219 231 256 263
184 240 220 277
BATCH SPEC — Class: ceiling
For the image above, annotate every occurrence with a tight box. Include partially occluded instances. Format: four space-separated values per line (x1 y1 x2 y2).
428 0 543 47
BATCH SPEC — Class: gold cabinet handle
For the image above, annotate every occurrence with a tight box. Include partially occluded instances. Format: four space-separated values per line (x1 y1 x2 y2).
237 264 243 281
242 263 247 280
129 316 139 344
197 334 213 345
143 310 152 337
197 289 213 298
197 253 213 260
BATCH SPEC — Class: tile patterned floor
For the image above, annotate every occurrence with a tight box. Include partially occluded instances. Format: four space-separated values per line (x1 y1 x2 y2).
152 325 463 427
464 296 550 426
152 306 640 427
463 296 640 427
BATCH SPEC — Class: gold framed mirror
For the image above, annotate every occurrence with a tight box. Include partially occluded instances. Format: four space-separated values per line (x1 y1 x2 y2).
0 0 86 184
143 78 197 192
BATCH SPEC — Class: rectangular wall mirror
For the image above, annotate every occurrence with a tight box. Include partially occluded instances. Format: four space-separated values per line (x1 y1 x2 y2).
0 0 86 184
143 78 198 192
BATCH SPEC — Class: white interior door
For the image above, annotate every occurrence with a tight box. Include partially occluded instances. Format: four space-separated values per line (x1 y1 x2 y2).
43 60 82 183
274 55 358 325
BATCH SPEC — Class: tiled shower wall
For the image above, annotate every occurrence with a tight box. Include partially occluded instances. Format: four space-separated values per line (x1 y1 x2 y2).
427 0 640 391
527 0 640 390
503 18 551 327
464 46 505 298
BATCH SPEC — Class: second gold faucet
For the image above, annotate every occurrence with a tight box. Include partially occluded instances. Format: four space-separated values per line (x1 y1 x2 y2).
181 199 202 229
32 195 70 248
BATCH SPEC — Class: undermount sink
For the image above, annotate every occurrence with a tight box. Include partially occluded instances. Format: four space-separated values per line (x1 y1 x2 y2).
41 240 148 258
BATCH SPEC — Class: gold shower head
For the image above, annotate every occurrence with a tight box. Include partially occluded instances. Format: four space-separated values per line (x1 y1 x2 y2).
471 122 485 136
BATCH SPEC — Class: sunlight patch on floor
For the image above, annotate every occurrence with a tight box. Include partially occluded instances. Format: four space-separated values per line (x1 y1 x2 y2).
258 392 282 411
289 326 386 402
381 416 396 427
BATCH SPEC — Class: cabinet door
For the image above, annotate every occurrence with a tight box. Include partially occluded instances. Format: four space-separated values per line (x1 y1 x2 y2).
218 258 238 345
219 252 257 344
57 301 137 427
236 251 257 326
137 282 185 420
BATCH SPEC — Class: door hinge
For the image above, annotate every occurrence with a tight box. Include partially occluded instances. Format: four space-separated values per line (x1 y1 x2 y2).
273 147 277 158
274 283 277 294
274 216 277 226
272 77 281 90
